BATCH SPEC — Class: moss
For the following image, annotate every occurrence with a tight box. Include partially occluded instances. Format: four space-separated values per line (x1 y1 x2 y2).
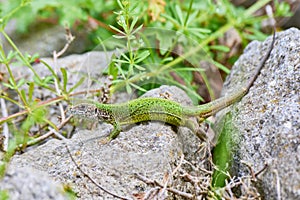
212 111 240 187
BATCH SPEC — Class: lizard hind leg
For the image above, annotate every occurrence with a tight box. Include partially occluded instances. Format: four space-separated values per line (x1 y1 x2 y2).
183 118 208 141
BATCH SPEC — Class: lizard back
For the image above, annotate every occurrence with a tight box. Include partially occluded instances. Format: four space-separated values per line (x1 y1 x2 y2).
110 97 186 127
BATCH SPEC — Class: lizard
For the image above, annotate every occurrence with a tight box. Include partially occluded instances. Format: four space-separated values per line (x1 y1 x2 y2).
68 31 275 142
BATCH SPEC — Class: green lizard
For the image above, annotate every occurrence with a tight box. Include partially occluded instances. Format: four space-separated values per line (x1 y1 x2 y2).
68 32 275 141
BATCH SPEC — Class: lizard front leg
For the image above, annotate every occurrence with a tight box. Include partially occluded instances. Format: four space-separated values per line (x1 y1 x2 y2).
108 121 122 140
99 121 122 144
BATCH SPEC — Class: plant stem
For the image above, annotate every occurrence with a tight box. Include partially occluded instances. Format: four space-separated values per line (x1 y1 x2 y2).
244 0 271 17
184 0 194 27
1 31 42 82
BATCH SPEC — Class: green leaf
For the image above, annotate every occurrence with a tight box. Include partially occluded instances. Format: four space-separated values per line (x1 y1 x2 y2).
110 25 125 35
14 5 36 33
43 118 58 131
186 10 198 25
129 82 147 93
117 16 127 32
174 68 193 83
129 17 139 33
131 24 143 35
40 60 56 78
60 68 68 92
43 76 55 84
68 77 85 94
108 54 119 80
29 0 59 12
173 67 204 72
212 112 235 187
33 75 42 85
114 62 126 79
6 51 17 62
133 64 145 71
125 82 132 94
187 27 211 34
213 61 230 74
210 45 230 52
27 53 40 63
175 5 184 25
156 30 177 55
112 34 127 39
33 75 54 87
60 3 88 26
275 1 292 17
3 78 19 90
161 57 174 63
16 78 26 88
32 106 47 124
2 82 14 90
135 50 150 63
28 82 34 102
20 89 27 104
116 0 124 10
8 77 14 86
0 189 10 200
114 58 129 64
119 52 130 62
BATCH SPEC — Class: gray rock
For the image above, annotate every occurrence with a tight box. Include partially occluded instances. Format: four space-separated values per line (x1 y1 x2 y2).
215 28 300 199
141 85 204 159
0 166 68 200
2 22 92 57
8 86 203 199
18 50 114 92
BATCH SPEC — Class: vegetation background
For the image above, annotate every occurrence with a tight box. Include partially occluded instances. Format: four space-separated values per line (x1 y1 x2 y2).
0 0 295 198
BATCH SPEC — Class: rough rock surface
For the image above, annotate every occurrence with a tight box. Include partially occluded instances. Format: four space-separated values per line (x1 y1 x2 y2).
215 28 300 199
7 86 202 199
0 166 68 200
2 22 92 57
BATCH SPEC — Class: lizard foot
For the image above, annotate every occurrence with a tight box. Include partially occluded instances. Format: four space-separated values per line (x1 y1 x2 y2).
98 137 112 145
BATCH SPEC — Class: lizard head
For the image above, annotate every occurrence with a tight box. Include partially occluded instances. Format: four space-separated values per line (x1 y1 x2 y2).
67 103 112 122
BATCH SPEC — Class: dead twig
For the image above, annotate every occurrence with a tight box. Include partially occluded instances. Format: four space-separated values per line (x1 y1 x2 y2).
18 115 72 148
255 163 268 177
159 153 185 197
135 173 194 199
0 97 9 151
54 27 75 59
241 160 268 181
274 169 281 200
52 26 75 122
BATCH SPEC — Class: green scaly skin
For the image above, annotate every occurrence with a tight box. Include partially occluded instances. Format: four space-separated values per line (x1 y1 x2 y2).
69 32 275 141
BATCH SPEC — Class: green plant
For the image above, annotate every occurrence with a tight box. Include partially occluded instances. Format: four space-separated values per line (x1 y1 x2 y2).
0 190 9 200
0 1 88 176
0 0 292 195
102 0 291 102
